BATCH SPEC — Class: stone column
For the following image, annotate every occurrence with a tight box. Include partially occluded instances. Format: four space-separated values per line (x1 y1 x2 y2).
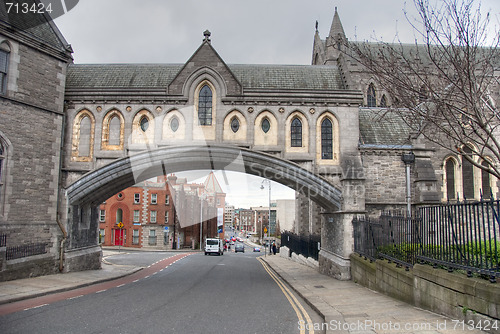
318 156 365 280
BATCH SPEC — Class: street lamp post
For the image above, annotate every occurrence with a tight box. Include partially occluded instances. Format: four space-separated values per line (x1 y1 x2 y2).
199 195 203 251
401 152 415 217
260 179 271 257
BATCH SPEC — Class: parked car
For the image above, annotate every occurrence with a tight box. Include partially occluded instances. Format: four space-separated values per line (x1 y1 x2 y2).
235 244 245 253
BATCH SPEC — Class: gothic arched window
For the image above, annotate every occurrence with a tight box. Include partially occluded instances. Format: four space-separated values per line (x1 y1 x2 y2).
380 95 387 108
367 84 376 107
198 85 213 126
79 116 92 157
108 116 121 146
445 158 456 200
462 146 474 200
321 118 333 159
291 117 302 147
481 160 491 199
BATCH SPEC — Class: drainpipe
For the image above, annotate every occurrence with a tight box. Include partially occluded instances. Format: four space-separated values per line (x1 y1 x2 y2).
56 106 68 272
401 152 415 217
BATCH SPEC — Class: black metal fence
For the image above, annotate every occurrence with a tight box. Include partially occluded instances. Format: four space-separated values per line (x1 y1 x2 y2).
0 234 6 247
281 231 321 260
353 198 500 281
6 243 47 260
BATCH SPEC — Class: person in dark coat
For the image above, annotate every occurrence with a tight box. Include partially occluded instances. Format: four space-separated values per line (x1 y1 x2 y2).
272 242 277 255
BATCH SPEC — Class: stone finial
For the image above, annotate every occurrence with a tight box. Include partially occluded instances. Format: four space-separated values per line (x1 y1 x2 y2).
203 30 211 43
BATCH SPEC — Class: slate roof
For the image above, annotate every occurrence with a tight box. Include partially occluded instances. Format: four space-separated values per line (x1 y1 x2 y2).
66 63 345 91
0 3 69 53
66 64 184 89
358 109 411 147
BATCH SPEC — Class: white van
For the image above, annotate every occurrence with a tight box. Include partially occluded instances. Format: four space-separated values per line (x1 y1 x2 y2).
205 238 224 256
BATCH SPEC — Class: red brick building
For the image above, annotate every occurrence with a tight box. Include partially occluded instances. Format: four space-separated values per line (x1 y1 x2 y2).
99 173 225 250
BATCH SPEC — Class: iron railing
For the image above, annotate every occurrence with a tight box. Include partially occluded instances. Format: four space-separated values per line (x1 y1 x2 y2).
353 197 500 282
6 243 47 260
0 234 6 247
281 231 321 261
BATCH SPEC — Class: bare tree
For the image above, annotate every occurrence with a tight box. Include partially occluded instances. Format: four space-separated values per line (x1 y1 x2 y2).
349 0 500 179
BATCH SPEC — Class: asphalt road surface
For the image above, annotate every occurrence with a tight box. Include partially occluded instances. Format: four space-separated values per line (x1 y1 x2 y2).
0 246 323 334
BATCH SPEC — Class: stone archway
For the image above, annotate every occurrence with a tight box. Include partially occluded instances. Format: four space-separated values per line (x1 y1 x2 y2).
67 145 342 209
63 145 353 277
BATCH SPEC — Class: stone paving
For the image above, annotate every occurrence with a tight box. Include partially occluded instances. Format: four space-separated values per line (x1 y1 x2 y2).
260 254 486 334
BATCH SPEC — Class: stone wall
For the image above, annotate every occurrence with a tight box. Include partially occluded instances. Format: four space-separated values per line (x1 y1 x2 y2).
361 149 408 216
351 254 500 328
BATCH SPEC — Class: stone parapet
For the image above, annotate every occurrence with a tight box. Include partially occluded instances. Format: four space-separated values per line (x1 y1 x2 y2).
351 254 500 330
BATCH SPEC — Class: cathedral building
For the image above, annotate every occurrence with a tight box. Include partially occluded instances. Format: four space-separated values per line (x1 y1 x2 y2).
0 5 497 280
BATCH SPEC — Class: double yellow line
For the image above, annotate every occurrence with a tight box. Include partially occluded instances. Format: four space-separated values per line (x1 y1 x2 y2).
257 257 314 334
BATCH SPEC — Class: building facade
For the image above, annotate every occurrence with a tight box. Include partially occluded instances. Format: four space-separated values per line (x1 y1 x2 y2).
0 7 73 280
98 173 224 250
0 5 498 280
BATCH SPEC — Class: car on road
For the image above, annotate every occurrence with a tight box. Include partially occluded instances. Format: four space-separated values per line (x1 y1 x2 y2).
234 243 245 253
253 247 261 252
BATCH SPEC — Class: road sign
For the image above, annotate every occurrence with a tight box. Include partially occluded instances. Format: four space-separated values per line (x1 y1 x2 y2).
264 227 267 233
117 222 124 228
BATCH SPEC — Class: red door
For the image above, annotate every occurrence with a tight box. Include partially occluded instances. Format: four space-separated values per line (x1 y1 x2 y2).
114 229 124 246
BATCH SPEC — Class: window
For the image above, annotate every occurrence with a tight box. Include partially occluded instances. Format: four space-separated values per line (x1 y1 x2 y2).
261 118 270 133
149 229 157 246
99 210 106 222
462 146 474 200
230 117 240 133
165 195 170 205
291 117 302 147
482 160 491 199
0 44 9 94
108 116 121 146
116 208 123 225
79 116 92 157
198 85 212 125
133 210 140 223
134 193 140 204
170 117 179 132
367 84 376 107
150 210 157 223
99 229 105 244
132 229 139 245
445 159 456 200
72 110 95 161
140 116 149 132
165 211 169 224
321 118 333 159
151 193 157 204
380 95 387 108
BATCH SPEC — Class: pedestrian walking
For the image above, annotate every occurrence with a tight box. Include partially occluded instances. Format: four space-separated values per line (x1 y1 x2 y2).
272 242 277 255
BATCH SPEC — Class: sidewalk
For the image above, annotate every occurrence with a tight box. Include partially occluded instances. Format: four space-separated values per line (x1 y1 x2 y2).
260 254 485 334
0 250 142 305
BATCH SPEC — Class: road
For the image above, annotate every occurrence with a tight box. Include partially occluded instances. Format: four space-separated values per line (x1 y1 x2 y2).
0 244 323 334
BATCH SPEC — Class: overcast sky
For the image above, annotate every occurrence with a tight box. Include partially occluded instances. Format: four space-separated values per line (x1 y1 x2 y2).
52 1 500 208
54 0 500 65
